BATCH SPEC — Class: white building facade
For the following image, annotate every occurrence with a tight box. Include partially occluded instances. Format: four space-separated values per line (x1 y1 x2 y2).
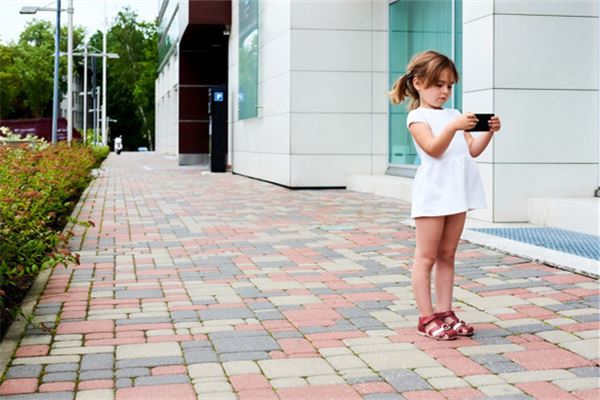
156 0 599 228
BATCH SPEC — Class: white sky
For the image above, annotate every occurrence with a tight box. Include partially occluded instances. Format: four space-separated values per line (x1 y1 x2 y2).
0 0 159 44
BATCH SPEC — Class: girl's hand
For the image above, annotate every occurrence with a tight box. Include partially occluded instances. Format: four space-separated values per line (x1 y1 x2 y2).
489 116 501 133
452 112 478 132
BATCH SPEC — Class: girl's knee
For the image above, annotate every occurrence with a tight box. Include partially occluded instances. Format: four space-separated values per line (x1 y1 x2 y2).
437 248 456 264
415 254 436 268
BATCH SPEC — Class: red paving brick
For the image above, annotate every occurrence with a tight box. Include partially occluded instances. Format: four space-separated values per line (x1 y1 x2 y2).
0 378 38 395
116 383 196 400
517 381 580 400
230 374 271 391
14 344 49 357
506 349 594 370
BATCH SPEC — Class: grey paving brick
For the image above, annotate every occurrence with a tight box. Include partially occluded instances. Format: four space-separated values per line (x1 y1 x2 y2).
116 378 133 388
116 289 163 299
357 301 393 309
42 372 77 383
469 354 510 364
79 369 114 380
116 356 184 369
116 367 150 378
484 361 526 374
506 324 553 334
254 310 284 321
183 349 218 363
337 307 370 318
247 302 275 310
171 311 199 321
381 369 431 392
272 331 303 339
475 336 513 345
199 307 254 320
209 330 272 340
473 328 511 338
364 394 406 400
135 374 190 386
182 340 212 349
570 367 600 378
81 353 114 371
484 396 532 400
350 317 387 329
6 364 43 378
573 313 600 323
219 351 270 362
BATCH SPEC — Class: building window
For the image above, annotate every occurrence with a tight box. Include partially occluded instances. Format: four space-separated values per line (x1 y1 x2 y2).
238 0 259 120
388 0 462 167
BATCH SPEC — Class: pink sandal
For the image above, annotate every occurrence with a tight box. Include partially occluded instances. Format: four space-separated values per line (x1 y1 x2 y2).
417 314 457 341
437 310 474 337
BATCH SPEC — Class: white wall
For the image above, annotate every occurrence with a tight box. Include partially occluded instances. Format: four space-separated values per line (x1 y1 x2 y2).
155 51 180 155
230 0 292 186
230 0 388 187
463 0 599 222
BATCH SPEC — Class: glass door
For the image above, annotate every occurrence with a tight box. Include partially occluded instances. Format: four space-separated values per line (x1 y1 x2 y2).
388 0 462 169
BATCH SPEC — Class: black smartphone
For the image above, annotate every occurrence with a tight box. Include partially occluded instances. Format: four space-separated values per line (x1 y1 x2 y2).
471 113 494 132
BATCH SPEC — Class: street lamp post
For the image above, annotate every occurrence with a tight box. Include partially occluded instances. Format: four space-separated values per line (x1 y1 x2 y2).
66 0 73 144
102 29 108 146
20 2 73 144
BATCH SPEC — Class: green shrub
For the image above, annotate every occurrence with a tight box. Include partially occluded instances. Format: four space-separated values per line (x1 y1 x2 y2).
90 145 110 167
0 142 97 335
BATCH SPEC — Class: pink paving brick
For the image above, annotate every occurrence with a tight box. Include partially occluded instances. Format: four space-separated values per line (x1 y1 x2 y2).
506 349 593 370
403 390 447 400
39 382 76 392
278 338 316 354
238 389 279 400
152 365 187 376
436 356 490 376
542 274 593 284
306 330 366 341
283 308 341 321
516 381 579 400
0 378 38 395
78 379 114 390
57 320 114 334
311 339 344 348
230 374 271 391
441 387 485 399
116 383 195 400
352 382 395 395
574 388 600 400
15 344 49 357
278 384 362 400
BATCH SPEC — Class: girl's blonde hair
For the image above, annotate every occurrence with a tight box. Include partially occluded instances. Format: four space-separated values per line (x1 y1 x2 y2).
389 50 459 110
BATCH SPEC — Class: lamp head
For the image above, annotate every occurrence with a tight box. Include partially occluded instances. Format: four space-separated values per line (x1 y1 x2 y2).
20 6 39 14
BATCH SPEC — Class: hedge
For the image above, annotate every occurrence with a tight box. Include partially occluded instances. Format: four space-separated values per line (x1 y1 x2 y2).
0 141 108 336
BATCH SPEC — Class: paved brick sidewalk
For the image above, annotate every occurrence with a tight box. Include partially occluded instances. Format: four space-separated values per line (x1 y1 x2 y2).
1 152 598 400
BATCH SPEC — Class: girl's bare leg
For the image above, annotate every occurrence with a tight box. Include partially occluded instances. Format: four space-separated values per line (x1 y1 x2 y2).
434 212 466 313
413 216 446 316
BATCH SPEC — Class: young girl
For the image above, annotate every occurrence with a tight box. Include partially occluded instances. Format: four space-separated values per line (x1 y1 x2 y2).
389 50 501 340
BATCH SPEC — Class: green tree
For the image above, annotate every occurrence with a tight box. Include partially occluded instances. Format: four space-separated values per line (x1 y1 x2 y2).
89 8 157 150
0 20 85 119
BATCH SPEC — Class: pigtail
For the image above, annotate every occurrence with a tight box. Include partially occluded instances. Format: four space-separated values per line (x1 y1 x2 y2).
388 73 420 110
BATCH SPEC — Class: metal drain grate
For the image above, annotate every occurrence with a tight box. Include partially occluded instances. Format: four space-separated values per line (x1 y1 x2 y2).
470 227 600 261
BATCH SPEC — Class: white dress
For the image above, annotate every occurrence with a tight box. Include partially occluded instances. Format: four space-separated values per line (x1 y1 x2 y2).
407 107 486 218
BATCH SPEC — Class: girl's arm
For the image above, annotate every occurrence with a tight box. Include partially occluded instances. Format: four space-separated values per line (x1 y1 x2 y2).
464 116 501 158
410 113 477 158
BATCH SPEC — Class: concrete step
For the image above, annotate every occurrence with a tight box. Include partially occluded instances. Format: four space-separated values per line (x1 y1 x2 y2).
529 197 600 236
